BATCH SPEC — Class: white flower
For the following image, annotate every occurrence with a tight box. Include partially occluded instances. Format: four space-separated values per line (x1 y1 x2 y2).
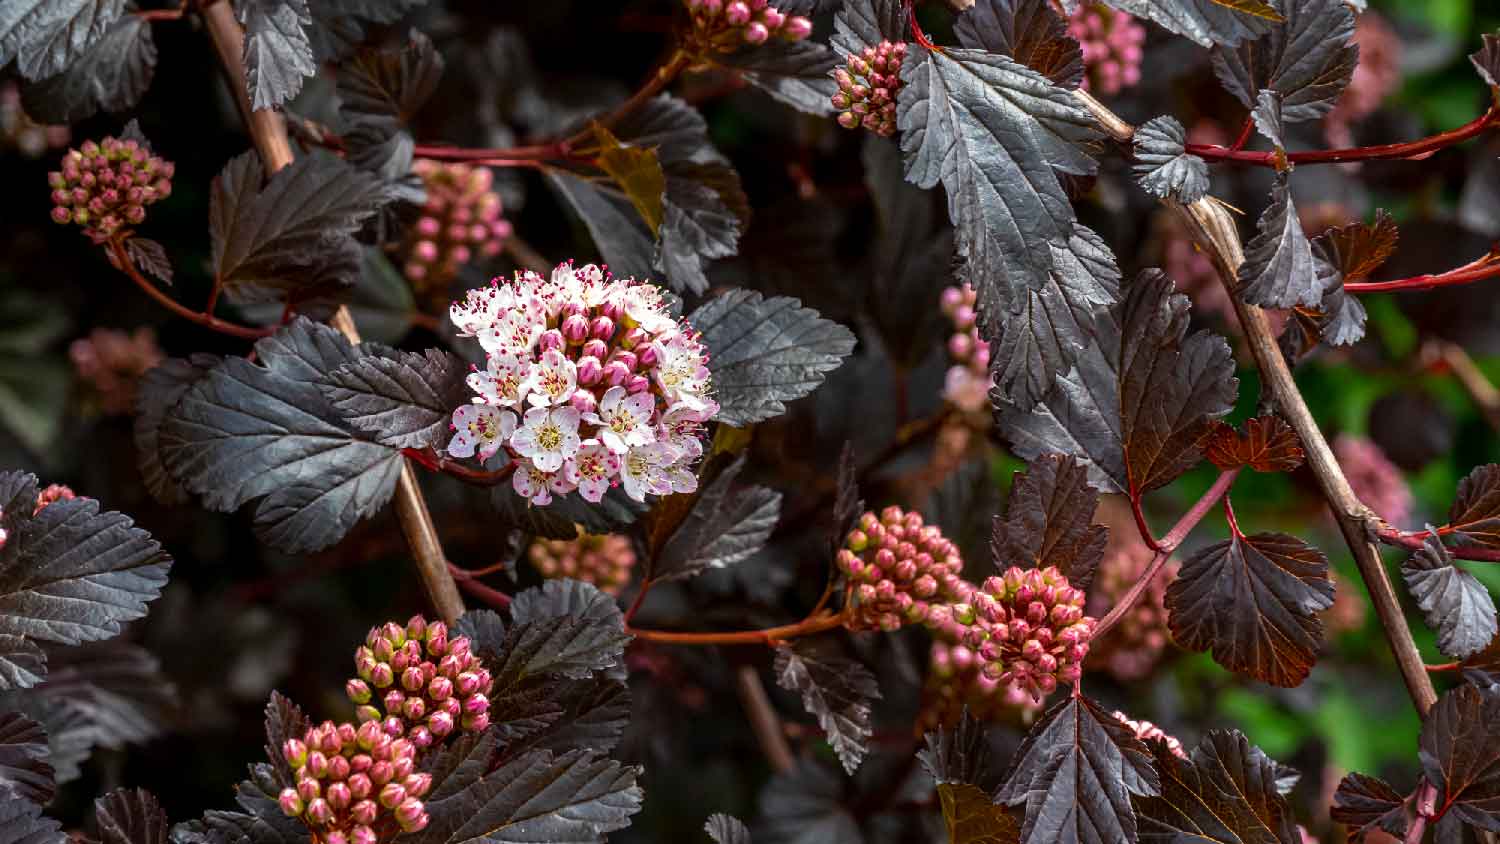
568 443 621 502
447 405 516 462
524 349 578 407
509 405 582 472
468 352 531 407
478 309 544 356
650 333 712 407
585 386 656 454
662 458 699 495
449 286 511 337
620 442 678 502
512 461 555 505
619 283 675 333
656 400 716 460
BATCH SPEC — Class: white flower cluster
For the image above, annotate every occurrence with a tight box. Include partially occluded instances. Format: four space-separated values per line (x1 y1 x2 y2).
447 263 717 506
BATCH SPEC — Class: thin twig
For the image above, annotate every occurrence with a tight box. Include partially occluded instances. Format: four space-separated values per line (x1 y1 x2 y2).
1375 527 1500 562
201 0 466 625
1188 106 1499 167
1094 469 1239 638
627 611 845 645
1435 340 1500 435
734 665 796 774
1346 253 1500 294
107 239 273 340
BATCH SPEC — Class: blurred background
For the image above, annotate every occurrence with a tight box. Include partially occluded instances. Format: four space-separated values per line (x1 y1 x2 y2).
2 0 1498 840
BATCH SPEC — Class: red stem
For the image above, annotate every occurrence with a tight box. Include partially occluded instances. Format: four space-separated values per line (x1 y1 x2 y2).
450 566 512 609
1229 116 1255 152
1187 107 1499 167
1130 494 1163 551
906 0 937 51
627 611 846 645
402 447 519 485
1345 254 1500 294
1376 527 1500 562
135 7 185 21
108 239 274 340
1222 494 1242 538
1094 468 1241 638
1425 661 1461 672
622 578 654 626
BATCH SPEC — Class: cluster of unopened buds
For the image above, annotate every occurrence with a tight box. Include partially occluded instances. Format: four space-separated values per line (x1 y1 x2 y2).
447 263 717 506
836 506 970 631
401 161 511 298
70 326 164 416
278 719 430 843
919 640 1041 731
832 41 907 137
1085 541 1174 681
940 285 990 414
928 567 1095 701
1068 3 1145 96
682 0 811 50
345 616 493 748
1113 711 1187 759
48 136 173 244
527 532 637 595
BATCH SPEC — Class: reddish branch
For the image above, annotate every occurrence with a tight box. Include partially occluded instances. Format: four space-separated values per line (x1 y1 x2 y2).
1188 106 1500 167
1345 252 1500 294
403 447 519 485
1375 526 1500 562
107 239 274 340
626 611 846 645
447 563 512 609
1094 468 1240 638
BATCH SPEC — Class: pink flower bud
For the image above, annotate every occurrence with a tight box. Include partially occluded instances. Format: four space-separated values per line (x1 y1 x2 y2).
619 327 648 349
396 799 429 832
346 679 371 704
370 761 394 786
306 798 333 826
379 783 407 809
626 374 650 394
603 360 631 387
307 751 329 778
408 725 433 748
283 739 308 768
325 832 347 844
370 663 394 688
636 343 660 368
589 316 615 342
455 671 483 697
355 705 381 724
404 773 433 798
461 711 490 732
562 314 590 343
401 666 425 692
403 696 427 721
576 356 604 386
348 772 372 799
429 710 456 737
570 389 598 415
427 675 453 701
416 216 441 237
328 755 351 781
462 693 490 716
414 240 439 263
382 716 404 738
726 1 750 23
538 329 565 353
326 782 352 810
351 799 379 825
351 825 378 844
383 689 406 714
297 777 321 803
426 622 448 656
278 788 304 817
449 244 472 264
610 351 639 372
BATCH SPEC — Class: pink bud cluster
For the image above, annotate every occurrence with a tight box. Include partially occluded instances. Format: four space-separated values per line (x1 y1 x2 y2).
277 719 431 843
447 263 717 506
70 326 164 416
918 640 1041 731
683 0 812 50
527 532 637 596
831 41 907 137
402 160 511 295
836 506 971 632
1112 711 1187 759
930 567 1094 701
48 136 173 244
1067 3 1145 96
345 616 493 750
939 285 991 414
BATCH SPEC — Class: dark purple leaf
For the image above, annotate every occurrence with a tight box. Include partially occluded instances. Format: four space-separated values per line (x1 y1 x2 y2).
1329 773 1409 842
0 712 53 805
134 354 222 506
994 695 1160 844
1133 116 1210 203
1134 730 1301 843
991 453 1108 592
716 40 839 115
1238 173 1333 309
1448 464 1500 552
96 788 169 844
238 0 315 111
706 814 751 844
324 348 470 451
1203 416 1305 473
1211 0 1356 123
1419 683 1500 833
999 270 1237 497
832 0 904 59
0 0 123 81
954 0 1084 88
1473 32 1500 88
20 13 154 123
896 45 1099 337
1096 0 1278 48
1166 532 1333 687
773 642 880 774
1403 532 1498 661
